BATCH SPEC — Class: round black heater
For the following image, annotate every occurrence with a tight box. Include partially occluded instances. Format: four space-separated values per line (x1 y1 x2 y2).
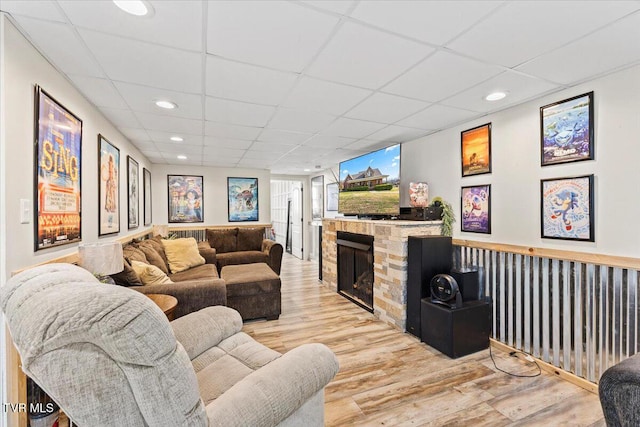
430 274 463 309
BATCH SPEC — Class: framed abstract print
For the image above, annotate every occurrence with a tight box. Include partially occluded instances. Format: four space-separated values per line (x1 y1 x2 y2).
228 177 258 222
127 156 139 229
461 123 491 177
168 175 203 223
326 182 339 212
461 184 491 234
98 134 119 236
541 175 594 241
34 86 82 250
540 92 594 166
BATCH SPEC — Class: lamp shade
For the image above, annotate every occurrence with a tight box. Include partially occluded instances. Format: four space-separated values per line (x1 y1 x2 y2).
78 242 124 276
153 225 169 238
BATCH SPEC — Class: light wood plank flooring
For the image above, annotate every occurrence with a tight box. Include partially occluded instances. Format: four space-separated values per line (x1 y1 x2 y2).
243 254 605 426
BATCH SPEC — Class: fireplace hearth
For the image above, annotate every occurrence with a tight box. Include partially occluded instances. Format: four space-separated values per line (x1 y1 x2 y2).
337 231 374 311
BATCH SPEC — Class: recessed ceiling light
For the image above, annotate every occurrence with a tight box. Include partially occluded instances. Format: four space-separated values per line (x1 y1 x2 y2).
304 168 311 172
177 155 187 160
170 136 184 142
155 100 177 109
113 0 154 17
485 91 507 101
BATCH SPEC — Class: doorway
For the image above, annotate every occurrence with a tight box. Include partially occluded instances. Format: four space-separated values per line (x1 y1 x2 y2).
271 179 303 259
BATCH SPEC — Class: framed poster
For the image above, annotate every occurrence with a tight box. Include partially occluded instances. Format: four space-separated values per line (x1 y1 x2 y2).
143 168 152 226
311 175 324 220
540 175 594 241
127 156 139 229
228 177 258 222
168 175 203 223
326 182 339 212
98 134 119 236
461 123 491 177
34 86 82 251
540 92 594 166
461 184 491 234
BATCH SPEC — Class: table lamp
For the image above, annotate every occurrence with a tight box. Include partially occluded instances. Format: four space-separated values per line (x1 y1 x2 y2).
78 242 124 283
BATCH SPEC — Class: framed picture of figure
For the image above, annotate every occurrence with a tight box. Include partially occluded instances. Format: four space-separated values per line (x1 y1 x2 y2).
168 175 204 223
228 177 258 222
98 134 120 236
461 123 491 177
143 168 152 226
127 156 139 229
540 175 594 241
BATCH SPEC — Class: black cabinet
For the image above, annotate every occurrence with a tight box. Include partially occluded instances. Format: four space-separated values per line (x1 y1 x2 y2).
406 236 452 338
421 298 491 358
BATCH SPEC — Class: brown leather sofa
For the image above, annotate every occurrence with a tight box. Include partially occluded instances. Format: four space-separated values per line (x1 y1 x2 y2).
206 227 283 275
110 236 226 318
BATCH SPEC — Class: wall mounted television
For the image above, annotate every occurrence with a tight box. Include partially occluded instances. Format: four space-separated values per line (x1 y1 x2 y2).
338 144 401 218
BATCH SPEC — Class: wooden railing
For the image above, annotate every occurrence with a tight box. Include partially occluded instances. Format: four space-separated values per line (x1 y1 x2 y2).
452 239 639 388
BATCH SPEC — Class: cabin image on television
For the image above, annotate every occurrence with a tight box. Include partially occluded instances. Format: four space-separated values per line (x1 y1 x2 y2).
343 167 388 190
339 144 400 216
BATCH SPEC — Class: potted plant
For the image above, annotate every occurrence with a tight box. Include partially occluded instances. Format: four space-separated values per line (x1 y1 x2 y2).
430 197 455 237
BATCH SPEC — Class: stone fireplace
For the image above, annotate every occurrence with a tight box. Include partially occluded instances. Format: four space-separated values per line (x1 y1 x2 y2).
322 218 441 331
337 231 374 311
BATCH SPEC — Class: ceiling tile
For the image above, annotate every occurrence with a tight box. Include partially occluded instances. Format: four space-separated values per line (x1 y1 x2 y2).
114 82 203 119
145 130 203 145
398 104 479 131
447 1 640 68
268 108 336 133
58 0 202 51
204 122 262 141
202 146 246 159
207 1 339 72
351 1 502 45
442 71 559 113
365 125 429 143
249 141 297 153
118 128 151 142
2 1 66 22
320 117 387 139
383 51 504 102
344 139 393 152
132 141 158 152
205 97 275 127
301 1 356 15
135 112 203 134
307 21 435 89
242 150 284 160
303 135 357 148
283 77 373 116
12 17 104 77
204 137 254 150
205 56 298 106
100 107 142 129
79 29 202 93
235 158 273 169
154 143 203 155
345 93 430 123
68 75 127 109
203 159 238 168
516 12 640 85
257 129 313 145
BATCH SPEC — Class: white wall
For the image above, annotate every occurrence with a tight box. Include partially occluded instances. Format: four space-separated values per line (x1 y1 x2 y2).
1 15 154 275
151 164 271 226
402 64 640 258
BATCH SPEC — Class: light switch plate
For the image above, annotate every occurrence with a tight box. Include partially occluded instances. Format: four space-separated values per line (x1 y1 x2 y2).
20 199 31 224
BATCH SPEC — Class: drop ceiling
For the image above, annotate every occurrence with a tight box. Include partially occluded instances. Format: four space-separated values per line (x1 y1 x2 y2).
2 1 640 174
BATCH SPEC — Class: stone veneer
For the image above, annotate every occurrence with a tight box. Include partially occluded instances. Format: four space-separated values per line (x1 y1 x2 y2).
322 218 441 331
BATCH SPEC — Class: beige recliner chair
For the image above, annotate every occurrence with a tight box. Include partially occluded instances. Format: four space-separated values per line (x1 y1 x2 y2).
2 263 339 426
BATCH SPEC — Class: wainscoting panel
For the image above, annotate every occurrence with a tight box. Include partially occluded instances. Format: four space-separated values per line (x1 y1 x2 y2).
453 244 639 383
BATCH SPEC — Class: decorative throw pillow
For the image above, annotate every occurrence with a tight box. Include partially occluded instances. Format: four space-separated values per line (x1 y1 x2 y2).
130 260 174 285
135 242 169 275
162 237 206 273
110 258 143 287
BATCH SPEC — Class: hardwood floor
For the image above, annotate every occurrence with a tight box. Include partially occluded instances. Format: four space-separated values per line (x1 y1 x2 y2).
243 254 605 426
